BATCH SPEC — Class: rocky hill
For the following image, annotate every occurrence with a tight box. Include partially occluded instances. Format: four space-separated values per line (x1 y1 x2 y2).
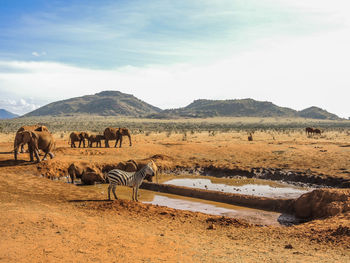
298 106 340 120
24 91 162 117
23 91 342 120
155 99 297 118
148 99 341 120
0 109 19 119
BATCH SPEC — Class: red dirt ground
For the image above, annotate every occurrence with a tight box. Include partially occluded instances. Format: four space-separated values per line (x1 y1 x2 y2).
0 132 349 262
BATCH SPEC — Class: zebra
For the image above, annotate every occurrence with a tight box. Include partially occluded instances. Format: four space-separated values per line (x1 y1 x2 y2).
106 162 156 201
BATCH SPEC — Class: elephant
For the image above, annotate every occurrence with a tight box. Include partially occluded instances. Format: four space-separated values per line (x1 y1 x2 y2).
68 131 89 148
15 125 49 153
67 162 103 184
14 131 55 163
115 160 138 172
81 172 106 185
305 127 314 135
136 159 158 183
313 128 322 135
115 159 158 183
103 127 132 148
88 134 105 147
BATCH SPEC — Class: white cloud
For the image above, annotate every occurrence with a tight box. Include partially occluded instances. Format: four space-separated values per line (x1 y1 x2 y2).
1 0 350 117
0 98 40 115
0 26 349 118
31 51 47 57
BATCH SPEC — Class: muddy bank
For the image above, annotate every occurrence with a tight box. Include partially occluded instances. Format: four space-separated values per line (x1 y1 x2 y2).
162 165 350 188
294 189 350 220
35 152 350 188
140 182 295 213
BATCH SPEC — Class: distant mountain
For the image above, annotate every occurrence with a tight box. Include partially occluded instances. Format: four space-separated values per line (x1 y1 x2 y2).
161 99 297 118
148 99 341 120
0 109 19 119
298 106 340 120
24 91 162 117
148 99 294 118
23 91 342 120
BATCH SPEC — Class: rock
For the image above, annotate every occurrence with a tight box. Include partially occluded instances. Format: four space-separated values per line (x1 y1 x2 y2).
207 224 215 230
294 189 350 219
284 244 293 249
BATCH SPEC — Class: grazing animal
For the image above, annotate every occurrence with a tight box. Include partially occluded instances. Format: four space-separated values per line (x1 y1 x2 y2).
313 128 322 135
104 127 132 148
68 132 89 148
248 133 253 141
305 127 314 135
88 134 105 147
106 162 156 201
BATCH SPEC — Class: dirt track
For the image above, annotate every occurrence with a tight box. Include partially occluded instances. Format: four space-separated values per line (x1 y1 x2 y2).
1 131 350 262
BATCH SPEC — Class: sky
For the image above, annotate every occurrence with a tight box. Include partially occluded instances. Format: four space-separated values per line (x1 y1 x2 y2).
0 0 349 117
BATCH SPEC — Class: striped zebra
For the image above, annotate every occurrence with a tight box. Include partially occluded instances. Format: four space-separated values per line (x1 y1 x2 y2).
106 162 156 201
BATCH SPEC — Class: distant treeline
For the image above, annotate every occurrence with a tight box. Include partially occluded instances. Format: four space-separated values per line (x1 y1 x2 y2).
1 116 350 134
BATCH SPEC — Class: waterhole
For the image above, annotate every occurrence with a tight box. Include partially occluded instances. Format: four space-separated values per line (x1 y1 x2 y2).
161 175 311 199
81 183 301 226
143 194 300 226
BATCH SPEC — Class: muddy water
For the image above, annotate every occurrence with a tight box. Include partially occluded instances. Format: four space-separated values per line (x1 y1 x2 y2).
161 175 311 199
143 194 299 226
79 183 300 226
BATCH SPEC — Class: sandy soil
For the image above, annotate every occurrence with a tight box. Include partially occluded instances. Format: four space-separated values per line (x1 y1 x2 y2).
0 131 349 262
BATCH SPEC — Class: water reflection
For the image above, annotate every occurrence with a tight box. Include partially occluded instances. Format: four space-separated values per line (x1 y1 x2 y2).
164 178 310 199
144 195 299 226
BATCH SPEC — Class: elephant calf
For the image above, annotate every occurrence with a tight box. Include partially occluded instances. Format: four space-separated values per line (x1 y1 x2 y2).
14 131 55 163
88 134 105 147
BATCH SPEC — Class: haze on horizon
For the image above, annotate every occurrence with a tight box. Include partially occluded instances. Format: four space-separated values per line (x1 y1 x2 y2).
0 0 349 117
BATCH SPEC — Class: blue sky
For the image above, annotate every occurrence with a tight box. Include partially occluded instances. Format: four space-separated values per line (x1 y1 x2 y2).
0 0 312 67
0 0 349 116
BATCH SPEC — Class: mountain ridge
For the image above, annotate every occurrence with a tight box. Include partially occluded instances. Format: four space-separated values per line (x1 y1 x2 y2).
0 109 19 119
24 91 162 117
23 91 341 120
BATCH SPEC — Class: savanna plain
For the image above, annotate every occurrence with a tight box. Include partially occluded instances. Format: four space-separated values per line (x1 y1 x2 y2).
0 117 350 262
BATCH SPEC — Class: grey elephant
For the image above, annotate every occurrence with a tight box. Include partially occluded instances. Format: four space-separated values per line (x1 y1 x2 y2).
14 130 55 163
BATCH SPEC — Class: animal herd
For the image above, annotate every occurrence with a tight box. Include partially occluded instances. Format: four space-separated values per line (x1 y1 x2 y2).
69 127 132 148
14 125 325 164
14 125 132 163
13 125 157 201
12 124 325 201
305 127 322 135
